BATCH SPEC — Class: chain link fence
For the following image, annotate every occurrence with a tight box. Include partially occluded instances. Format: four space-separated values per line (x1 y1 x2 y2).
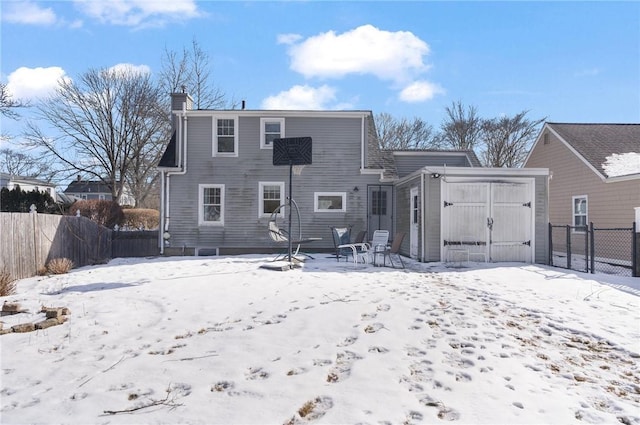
549 222 637 277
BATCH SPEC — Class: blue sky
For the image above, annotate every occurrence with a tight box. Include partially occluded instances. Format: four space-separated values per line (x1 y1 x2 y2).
1 0 639 144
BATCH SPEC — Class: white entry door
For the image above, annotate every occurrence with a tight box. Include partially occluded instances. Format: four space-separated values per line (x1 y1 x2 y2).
410 187 419 259
442 181 533 262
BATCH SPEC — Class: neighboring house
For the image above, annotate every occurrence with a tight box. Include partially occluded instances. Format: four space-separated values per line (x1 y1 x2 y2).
523 123 640 230
63 177 135 206
157 91 550 264
0 172 57 201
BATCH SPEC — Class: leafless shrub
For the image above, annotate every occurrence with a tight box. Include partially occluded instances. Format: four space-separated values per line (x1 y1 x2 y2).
0 268 17 296
46 258 74 274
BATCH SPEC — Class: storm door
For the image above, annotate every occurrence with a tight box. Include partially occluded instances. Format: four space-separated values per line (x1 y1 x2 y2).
367 185 393 240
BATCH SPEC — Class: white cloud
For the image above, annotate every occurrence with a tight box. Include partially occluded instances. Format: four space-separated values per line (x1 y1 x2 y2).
602 152 640 177
399 80 445 103
261 85 337 110
286 24 431 84
277 33 302 45
6 67 69 100
2 1 57 25
108 63 151 76
74 0 200 27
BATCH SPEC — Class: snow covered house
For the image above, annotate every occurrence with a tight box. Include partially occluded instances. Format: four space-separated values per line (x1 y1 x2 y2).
157 91 550 264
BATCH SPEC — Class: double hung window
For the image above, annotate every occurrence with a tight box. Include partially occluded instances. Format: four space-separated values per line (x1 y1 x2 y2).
259 182 285 217
260 118 285 149
199 184 225 225
572 195 587 231
214 118 237 156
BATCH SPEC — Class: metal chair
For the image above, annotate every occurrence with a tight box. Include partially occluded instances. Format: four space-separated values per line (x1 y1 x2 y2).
335 229 369 264
381 232 406 268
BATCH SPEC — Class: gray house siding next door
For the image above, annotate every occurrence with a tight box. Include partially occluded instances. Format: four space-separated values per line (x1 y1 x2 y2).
441 180 534 262
368 185 393 238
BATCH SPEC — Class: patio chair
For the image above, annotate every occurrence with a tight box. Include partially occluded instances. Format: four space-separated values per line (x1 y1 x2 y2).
369 230 390 266
329 225 353 261
380 232 406 269
269 199 321 261
336 229 369 264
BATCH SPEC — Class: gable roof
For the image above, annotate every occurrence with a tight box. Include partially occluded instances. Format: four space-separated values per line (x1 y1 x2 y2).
541 123 640 179
64 180 117 194
0 172 56 188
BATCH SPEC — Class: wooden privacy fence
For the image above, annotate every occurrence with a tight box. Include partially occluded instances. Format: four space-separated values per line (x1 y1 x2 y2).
0 213 160 280
112 230 159 258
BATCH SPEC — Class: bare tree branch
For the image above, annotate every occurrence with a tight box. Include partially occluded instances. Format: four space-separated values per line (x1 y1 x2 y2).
375 112 441 150
480 111 546 167
440 100 482 150
23 67 170 205
159 38 228 109
0 83 28 120
0 148 57 180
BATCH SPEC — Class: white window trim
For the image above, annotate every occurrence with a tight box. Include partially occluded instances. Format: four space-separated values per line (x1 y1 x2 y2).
199 183 225 226
314 192 347 212
260 117 285 149
258 181 285 218
212 117 238 157
572 195 587 233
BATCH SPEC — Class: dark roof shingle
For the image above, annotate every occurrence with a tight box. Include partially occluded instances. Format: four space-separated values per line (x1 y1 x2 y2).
548 123 640 177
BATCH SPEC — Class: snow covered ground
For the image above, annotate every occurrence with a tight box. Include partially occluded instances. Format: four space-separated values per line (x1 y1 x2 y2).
1 255 639 425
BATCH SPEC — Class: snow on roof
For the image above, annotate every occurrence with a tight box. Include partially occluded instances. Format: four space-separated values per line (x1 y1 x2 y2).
602 152 640 177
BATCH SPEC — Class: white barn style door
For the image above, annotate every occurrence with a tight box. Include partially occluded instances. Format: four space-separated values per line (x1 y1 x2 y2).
441 181 533 263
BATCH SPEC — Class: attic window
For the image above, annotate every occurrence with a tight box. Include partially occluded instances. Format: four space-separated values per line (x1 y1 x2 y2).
543 133 550 145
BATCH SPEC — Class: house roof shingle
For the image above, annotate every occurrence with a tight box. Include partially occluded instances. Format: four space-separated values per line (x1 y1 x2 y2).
64 180 117 194
547 123 640 178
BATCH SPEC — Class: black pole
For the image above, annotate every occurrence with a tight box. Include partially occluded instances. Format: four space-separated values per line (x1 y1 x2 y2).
633 221 638 278
589 222 594 274
287 161 293 265
566 225 571 270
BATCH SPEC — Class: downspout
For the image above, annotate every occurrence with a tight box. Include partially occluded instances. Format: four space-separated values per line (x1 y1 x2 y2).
361 115 366 170
421 171 426 262
161 102 188 254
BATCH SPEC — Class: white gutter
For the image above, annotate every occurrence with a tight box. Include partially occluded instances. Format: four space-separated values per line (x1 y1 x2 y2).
160 102 188 254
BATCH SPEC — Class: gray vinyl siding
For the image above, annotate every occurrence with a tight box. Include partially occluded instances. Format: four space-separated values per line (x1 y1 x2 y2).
533 174 549 264
424 175 442 262
394 180 413 257
166 113 381 253
394 154 471 178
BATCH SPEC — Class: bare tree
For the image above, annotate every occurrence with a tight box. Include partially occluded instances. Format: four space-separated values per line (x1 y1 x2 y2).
0 148 56 180
440 101 482 150
375 112 441 150
158 38 227 109
23 67 170 204
480 111 546 167
0 83 26 120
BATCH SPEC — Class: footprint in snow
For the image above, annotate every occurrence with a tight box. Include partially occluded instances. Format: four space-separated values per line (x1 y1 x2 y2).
245 367 269 380
337 336 358 347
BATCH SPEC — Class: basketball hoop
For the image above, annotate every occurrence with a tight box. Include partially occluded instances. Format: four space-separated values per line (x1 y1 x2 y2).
292 164 305 176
